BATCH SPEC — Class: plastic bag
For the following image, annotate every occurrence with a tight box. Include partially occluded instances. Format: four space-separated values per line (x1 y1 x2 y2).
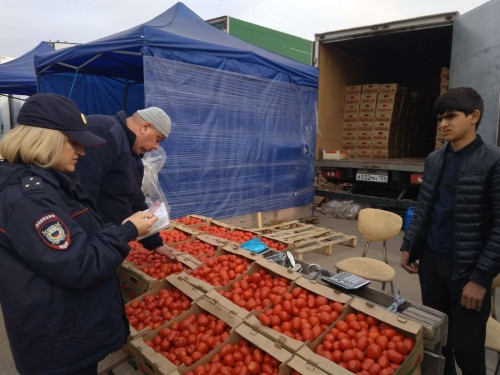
321 199 367 220
139 148 171 239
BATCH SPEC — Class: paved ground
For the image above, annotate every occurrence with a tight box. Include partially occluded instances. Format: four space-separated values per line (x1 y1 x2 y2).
0 212 498 374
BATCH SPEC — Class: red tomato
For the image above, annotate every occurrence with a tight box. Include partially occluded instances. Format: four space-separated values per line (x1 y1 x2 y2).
247 361 261 375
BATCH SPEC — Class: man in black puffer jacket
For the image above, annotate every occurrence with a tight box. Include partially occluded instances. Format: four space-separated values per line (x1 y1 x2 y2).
400 87 500 375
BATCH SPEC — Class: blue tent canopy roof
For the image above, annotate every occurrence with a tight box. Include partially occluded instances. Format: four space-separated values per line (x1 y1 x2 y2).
35 2 317 87
0 42 54 95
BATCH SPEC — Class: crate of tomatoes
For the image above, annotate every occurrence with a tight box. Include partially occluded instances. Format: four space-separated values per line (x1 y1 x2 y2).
129 295 244 375
159 225 198 245
178 248 254 293
296 297 423 375
243 275 352 354
172 214 212 228
119 250 201 302
173 323 294 375
124 275 208 339
213 258 303 318
169 234 225 263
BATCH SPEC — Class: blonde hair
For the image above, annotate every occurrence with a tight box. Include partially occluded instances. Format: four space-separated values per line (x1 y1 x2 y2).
0 125 66 168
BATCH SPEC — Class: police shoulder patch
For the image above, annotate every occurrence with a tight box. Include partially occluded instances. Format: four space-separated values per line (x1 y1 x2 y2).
34 213 71 250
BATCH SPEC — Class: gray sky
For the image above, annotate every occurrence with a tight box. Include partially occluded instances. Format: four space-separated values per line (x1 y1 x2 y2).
0 0 491 58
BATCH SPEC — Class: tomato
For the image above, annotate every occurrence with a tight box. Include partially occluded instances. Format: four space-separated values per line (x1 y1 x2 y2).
366 343 382 360
368 363 382 375
247 361 261 375
341 349 356 363
346 359 361 372
395 341 410 355
336 320 349 333
387 349 404 364
375 335 389 350
403 337 415 352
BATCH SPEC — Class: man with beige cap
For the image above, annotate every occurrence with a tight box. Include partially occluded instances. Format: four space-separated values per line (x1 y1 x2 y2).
76 107 176 259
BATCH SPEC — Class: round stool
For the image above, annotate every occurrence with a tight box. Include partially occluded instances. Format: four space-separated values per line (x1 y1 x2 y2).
335 256 395 293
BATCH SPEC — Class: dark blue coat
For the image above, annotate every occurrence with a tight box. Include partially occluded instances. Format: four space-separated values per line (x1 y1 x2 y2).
0 161 137 375
76 111 163 250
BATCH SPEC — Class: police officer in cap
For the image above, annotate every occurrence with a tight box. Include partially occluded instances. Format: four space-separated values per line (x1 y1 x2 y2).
0 93 157 375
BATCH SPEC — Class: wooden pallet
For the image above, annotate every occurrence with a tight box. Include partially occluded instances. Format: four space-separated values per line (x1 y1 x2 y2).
263 223 357 260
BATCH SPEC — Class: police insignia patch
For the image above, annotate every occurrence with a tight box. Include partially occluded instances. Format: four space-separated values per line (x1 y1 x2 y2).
34 213 71 250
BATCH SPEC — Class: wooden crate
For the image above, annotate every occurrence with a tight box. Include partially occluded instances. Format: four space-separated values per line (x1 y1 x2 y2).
262 224 357 260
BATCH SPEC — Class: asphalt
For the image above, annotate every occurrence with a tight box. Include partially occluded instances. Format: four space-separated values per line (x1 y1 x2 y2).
0 212 498 374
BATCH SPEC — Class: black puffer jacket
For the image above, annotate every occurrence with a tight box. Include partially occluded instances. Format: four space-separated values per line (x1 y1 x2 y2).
401 136 500 288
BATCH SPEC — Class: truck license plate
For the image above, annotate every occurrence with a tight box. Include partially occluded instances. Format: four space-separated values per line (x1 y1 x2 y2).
356 169 388 183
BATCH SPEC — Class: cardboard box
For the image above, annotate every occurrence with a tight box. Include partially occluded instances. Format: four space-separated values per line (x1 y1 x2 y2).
343 112 359 122
359 112 375 122
125 275 205 339
345 84 362 94
359 102 376 113
357 121 374 131
356 130 372 142
379 83 400 93
342 121 358 132
171 214 212 228
375 112 393 123
177 325 295 375
322 150 350 160
118 263 164 303
341 130 357 142
362 83 380 94
376 102 396 115
341 140 357 150
169 235 225 262
285 355 346 375
360 93 378 103
343 103 359 114
344 92 361 104
243 276 351 352
297 297 423 375
373 121 392 131
209 258 302 317
353 148 372 159
178 245 261 292
130 296 244 375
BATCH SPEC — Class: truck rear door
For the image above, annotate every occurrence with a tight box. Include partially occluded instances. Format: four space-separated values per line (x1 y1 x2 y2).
451 0 500 146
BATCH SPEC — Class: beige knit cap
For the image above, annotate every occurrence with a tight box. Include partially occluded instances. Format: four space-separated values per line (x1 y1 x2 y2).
137 107 171 137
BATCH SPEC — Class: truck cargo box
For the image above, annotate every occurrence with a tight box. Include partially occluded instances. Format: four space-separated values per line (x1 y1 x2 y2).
314 1 500 210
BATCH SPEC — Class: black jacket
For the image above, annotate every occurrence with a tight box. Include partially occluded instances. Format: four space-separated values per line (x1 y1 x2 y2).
76 111 163 250
0 162 137 374
401 136 500 288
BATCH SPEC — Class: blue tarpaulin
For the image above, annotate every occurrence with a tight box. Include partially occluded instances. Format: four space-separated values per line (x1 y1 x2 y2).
34 2 318 220
0 42 54 95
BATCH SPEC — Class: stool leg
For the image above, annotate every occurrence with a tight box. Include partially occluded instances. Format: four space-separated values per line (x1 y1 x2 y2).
390 280 394 294
362 242 370 257
492 288 497 319
383 240 388 264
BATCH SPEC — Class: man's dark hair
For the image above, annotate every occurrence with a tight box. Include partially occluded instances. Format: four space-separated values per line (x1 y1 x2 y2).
433 87 484 128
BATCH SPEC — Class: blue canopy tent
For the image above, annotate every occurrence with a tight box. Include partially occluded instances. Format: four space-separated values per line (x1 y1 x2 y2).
0 42 54 95
35 2 318 220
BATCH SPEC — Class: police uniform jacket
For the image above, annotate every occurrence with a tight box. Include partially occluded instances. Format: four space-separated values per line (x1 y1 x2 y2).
401 135 500 288
0 161 138 375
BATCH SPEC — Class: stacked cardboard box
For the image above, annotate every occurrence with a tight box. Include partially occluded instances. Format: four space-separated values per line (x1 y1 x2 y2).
342 83 410 159
435 67 450 150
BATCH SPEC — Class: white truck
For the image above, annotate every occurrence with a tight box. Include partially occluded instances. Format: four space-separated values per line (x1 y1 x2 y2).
314 1 500 213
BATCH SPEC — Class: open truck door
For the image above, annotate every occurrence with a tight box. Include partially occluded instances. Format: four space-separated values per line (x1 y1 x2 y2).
450 0 500 146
